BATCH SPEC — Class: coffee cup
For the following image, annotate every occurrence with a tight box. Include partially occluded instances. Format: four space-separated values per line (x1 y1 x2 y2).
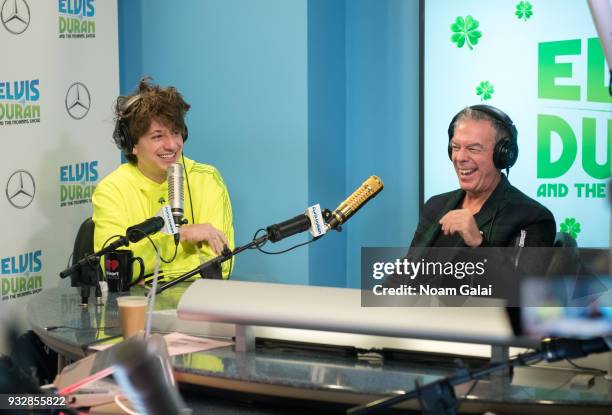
104 250 144 292
116 296 148 339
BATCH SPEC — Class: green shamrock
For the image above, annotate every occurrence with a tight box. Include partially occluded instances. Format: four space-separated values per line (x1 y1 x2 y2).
450 15 482 50
560 217 581 239
515 1 533 21
476 81 494 101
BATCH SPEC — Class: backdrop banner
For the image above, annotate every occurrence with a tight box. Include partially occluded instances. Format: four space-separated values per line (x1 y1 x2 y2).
0 0 119 322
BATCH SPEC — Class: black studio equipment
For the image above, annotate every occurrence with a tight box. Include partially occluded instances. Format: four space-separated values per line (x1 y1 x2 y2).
125 217 165 243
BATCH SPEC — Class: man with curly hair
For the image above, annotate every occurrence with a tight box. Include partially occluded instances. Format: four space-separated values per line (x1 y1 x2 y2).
93 78 234 282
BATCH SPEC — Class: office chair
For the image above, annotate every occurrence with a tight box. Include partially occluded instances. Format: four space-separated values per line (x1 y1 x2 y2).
553 231 578 248
70 217 103 303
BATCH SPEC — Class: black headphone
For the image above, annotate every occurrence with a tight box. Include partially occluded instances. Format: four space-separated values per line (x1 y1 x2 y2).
447 104 518 170
112 94 189 156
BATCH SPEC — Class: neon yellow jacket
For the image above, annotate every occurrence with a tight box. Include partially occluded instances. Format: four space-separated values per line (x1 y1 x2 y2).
92 157 234 280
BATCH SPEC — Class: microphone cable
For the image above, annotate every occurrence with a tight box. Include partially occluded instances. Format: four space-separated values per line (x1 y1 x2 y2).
251 228 321 255
181 154 195 226
100 230 179 264
126 228 179 264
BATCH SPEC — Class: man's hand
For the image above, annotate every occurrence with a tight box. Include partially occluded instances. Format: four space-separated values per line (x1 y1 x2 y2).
439 209 483 247
180 223 228 255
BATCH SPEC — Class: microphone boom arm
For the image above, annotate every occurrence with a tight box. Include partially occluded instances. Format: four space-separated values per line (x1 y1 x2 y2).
59 235 130 279
154 233 269 295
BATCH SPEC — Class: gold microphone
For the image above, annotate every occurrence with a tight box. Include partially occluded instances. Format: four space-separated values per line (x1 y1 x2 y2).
326 176 384 230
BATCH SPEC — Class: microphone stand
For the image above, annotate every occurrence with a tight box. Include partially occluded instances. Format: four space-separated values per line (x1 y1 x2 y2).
347 350 543 415
154 234 269 295
59 235 130 306
348 335 612 415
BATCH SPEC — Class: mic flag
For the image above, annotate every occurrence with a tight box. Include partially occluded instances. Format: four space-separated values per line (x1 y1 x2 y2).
306 204 326 238
326 175 384 230
158 205 179 236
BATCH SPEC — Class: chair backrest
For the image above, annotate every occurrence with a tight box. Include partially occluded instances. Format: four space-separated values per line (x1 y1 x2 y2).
73 217 96 263
553 231 577 248
70 217 102 287
546 232 579 276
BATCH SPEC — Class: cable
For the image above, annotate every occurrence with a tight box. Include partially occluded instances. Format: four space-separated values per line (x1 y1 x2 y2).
463 379 479 398
226 253 234 279
182 154 233 279
101 234 124 250
565 358 607 375
114 394 139 415
181 153 195 226
45 325 119 331
126 228 178 264
251 228 320 255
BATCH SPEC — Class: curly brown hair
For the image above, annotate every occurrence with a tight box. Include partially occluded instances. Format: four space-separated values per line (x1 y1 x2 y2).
113 77 191 163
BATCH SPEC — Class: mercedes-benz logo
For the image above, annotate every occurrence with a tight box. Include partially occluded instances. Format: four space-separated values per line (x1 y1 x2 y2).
1 0 30 35
65 82 91 120
6 169 35 209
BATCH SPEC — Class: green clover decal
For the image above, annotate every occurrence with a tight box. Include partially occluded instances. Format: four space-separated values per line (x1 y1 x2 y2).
560 217 581 239
450 15 482 50
476 81 494 101
515 1 533 21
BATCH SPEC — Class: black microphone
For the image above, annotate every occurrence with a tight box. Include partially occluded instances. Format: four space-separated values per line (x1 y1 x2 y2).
540 336 612 362
126 217 165 243
267 214 312 243
266 204 327 243
168 163 184 245
326 176 384 230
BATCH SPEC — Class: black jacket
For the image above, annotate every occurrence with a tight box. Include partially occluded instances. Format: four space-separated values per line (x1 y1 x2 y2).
411 175 556 247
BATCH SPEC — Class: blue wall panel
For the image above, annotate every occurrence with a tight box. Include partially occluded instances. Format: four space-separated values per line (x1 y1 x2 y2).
345 0 420 287
118 0 420 287
307 0 347 287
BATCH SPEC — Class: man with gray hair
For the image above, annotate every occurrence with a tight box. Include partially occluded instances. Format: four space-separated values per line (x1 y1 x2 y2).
410 105 555 247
